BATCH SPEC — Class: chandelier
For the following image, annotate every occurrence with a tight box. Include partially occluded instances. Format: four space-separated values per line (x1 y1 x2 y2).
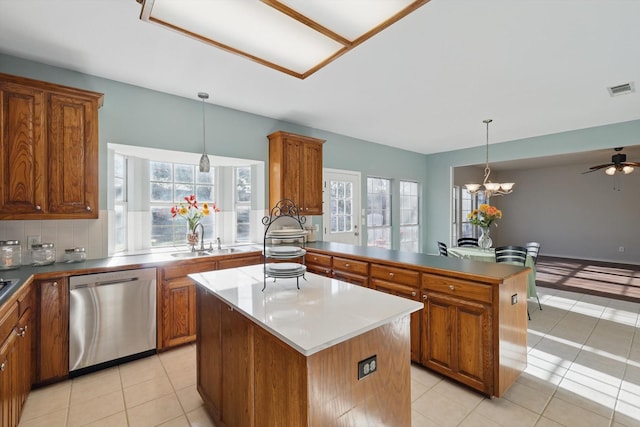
464 119 514 198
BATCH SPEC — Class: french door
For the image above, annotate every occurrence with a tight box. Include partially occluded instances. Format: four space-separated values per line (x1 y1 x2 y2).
322 169 361 245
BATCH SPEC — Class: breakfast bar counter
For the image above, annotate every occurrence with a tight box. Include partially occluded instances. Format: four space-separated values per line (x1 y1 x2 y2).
189 264 423 427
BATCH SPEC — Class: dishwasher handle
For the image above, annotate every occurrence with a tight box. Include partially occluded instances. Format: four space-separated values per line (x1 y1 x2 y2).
71 277 139 290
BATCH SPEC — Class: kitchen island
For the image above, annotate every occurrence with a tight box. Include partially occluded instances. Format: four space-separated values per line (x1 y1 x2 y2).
189 264 423 427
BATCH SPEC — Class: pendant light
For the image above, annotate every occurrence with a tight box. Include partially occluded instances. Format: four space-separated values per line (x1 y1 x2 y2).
464 119 514 198
198 92 210 173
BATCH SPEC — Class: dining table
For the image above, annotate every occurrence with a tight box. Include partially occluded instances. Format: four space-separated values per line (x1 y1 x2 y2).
448 246 538 298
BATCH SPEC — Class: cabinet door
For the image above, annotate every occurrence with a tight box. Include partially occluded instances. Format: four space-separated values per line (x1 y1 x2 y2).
422 291 492 394
281 139 302 208
0 82 46 216
37 278 69 383
47 93 98 217
196 287 222 420
301 141 323 215
221 304 253 427
16 306 33 414
161 278 196 349
0 330 19 427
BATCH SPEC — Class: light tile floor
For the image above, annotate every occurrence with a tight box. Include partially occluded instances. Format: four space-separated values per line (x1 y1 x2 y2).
18 286 640 427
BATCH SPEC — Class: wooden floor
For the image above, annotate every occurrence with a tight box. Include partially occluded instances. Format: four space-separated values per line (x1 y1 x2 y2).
536 255 640 303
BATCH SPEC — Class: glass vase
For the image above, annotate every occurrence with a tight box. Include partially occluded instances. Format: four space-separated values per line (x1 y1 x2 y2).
186 229 199 250
478 226 492 249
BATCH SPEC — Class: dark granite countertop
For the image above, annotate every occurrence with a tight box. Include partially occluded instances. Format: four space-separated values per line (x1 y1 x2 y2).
1 241 529 307
305 241 530 284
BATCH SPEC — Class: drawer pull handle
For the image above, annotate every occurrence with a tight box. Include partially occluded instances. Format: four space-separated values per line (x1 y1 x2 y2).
389 272 395 277
449 285 455 290
345 263 350 267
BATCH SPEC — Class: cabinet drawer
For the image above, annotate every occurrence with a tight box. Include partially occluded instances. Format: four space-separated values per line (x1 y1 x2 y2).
333 257 368 276
0 301 18 344
422 274 492 304
305 252 332 268
162 260 218 280
371 279 418 298
370 264 419 287
218 254 263 270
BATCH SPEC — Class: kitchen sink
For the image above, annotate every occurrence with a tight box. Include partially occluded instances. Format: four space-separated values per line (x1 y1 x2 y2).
170 251 214 258
170 247 241 258
207 248 240 255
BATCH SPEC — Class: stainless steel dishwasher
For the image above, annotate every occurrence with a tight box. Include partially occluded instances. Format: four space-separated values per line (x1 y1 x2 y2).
69 268 157 376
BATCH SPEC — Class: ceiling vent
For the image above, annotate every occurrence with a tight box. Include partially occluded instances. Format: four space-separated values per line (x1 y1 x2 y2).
607 82 635 97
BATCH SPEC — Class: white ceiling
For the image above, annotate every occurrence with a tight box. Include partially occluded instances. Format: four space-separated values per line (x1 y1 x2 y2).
1 0 639 156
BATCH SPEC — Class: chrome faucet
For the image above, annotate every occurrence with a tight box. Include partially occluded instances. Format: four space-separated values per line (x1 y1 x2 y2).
216 237 221 250
194 223 205 252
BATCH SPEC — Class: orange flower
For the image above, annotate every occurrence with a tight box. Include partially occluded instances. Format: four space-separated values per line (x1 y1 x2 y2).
170 195 219 231
468 204 502 227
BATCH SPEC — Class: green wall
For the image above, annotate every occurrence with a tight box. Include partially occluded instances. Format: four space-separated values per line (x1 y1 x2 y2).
3 53 639 254
0 53 427 250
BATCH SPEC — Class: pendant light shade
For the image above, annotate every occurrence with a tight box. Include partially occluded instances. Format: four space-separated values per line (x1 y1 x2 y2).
198 92 210 173
464 119 514 198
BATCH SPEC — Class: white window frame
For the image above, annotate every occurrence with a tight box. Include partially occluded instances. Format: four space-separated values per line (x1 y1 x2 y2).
366 176 392 249
399 180 419 252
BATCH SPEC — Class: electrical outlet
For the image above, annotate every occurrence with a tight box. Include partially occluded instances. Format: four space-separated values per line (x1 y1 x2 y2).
358 355 377 380
511 294 518 305
27 235 41 247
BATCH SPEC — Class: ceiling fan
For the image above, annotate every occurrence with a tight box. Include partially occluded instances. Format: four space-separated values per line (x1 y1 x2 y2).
582 147 640 175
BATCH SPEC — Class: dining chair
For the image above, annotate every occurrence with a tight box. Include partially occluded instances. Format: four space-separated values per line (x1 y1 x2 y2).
437 241 448 256
494 245 528 265
525 242 541 264
524 242 543 311
457 237 479 247
495 245 532 320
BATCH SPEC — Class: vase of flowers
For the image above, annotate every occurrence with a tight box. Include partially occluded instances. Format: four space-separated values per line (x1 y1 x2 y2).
467 204 502 249
170 195 220 249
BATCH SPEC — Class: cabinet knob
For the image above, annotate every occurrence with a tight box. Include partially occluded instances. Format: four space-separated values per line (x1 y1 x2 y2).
313 257 318 261
35 205 42 211
389 272 395 278
345 263 350 268
86 206 92 211
423 294 428 300
411 291 416 297
52 281 58 287
449 285 455 290
0 361 5 371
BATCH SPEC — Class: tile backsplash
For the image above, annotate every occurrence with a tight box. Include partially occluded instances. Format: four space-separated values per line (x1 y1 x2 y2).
0 210 108 264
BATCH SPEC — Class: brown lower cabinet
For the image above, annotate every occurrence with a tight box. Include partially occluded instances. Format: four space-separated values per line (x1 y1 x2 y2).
0 284 34 427
36 278 68 385
159 252 263 351
421 283 492 394
305 248 528 397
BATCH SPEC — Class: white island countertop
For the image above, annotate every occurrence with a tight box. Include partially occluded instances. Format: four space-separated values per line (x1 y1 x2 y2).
189 264 423 356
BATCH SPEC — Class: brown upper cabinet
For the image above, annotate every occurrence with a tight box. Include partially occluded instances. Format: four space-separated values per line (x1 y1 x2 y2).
0 73 103 219
268 131 324 215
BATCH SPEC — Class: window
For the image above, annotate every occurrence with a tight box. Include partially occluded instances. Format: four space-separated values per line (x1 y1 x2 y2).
235 166 251 242
454 186 487 243
113 153 127 253
367 177 391 249
399 181 419 252
330 180 353 233
108 143 263 254
149 161 216 247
